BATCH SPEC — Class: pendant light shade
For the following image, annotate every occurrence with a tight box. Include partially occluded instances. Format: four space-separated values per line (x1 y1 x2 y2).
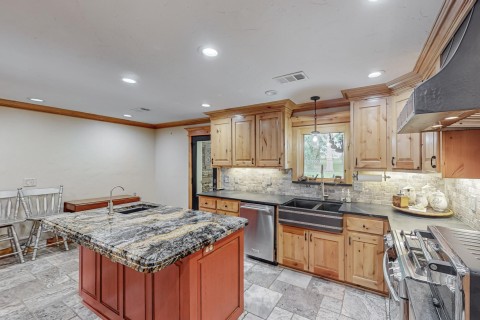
311 96 320 143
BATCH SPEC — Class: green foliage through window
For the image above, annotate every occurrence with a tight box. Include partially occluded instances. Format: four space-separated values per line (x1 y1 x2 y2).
304 132 345 179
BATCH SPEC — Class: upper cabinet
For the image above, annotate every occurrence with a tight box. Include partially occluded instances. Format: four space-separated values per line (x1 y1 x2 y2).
352 98 387 169
422 131 440 173
256 112 284 167
211 118 232 166
232 115 256 166
390 91 421 170
442 130 480 178
206 101 294 169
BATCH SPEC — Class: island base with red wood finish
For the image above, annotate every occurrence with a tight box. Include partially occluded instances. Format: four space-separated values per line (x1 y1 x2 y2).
79 230 244 320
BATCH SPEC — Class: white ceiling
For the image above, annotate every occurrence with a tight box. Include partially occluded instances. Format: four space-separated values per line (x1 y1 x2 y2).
0 0 442 124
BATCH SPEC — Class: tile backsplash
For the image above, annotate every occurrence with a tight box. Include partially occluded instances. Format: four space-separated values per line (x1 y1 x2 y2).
221 168 480 229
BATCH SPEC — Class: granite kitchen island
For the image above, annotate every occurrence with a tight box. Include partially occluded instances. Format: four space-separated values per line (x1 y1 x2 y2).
43 202 248 320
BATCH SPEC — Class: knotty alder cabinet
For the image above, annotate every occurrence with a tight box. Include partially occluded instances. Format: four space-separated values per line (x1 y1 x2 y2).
207 103 293 168
278 215 388 293
198 196 240 217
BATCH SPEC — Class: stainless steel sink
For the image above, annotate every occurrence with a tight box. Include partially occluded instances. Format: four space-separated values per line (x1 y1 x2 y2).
279 198 343 233
114 204 159 214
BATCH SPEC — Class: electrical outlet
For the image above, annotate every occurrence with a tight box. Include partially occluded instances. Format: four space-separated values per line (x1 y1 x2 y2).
353 181 363 192
469 196 477 212
224 176 230 183
23 178 37 187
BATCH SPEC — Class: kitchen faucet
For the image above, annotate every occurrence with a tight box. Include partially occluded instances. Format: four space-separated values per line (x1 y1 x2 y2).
320 165 329 201
108 185 125 215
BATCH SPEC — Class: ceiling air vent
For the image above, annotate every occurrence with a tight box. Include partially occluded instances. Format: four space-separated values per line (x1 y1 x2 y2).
131 107 151 112
273 71 308 84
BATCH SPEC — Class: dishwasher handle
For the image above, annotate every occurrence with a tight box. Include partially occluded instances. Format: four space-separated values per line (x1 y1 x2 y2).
240 203 273 213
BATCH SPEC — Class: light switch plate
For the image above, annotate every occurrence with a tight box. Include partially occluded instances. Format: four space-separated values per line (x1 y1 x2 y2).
224 176 229 183
469 196 477 212
24 178 37 187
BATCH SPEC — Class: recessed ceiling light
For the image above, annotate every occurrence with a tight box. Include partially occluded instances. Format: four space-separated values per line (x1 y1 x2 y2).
201 47 218 57
431 124 443 128
28 97 44 102
265 90 278 96
201 103 211 108
445 116 459 120
369 0 379 2
368 71 384 78
122 78 137 84
123 114 132 118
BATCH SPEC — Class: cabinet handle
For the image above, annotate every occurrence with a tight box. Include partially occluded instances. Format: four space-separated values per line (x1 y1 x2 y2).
211 158 213 165
278 157 281 164
355 158 358 166
305 233 307 241
310 234 312 242
349 237 351 245
251 158 254 164
431 156 437 169
391 157 395 166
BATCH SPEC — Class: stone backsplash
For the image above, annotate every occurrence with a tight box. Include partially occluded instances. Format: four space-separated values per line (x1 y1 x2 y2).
221 168 480 229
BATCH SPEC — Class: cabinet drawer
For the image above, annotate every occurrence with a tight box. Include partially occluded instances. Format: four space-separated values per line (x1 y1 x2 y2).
198 196 217 209
217 199 239 213
199 207 217 214
217 210 239 217
346 216 384 235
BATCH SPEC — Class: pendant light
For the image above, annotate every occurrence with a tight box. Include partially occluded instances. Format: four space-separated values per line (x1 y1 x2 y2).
311 96 320 143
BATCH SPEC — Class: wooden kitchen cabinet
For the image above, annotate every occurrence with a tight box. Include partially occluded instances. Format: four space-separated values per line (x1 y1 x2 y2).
256 112 285 167
211 118 232 166
352 98 387 169
442 130 480 178
198 196 240 216
422 131 440 173
232 115 256 166
345 231 384 291
278 225 309 271
390 91 421 170
308 230 344 281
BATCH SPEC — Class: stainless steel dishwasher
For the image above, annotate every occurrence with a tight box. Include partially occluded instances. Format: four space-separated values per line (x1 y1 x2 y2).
240 202 275 263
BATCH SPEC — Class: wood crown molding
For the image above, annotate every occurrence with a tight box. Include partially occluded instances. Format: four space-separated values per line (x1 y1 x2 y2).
388 0 476 92
185 126 211 136
155 117 210 129
0 98 157 129
293 98 350 113
204 99 297 119
291 109 350 127
341 84 392 101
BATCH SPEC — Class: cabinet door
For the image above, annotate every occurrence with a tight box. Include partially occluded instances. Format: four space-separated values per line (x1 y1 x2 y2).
346 231 384 291
391 92 421 170
308 231 344 281
278 225 308 270
256 112 284 167
442 130 480 178
422 131 440 172
353 99 387 169
211 118 232 166
232 115 256 166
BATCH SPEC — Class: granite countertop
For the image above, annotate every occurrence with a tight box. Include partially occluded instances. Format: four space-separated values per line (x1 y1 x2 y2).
43 202 247 273
197 190 296 206
405 278 439 320
339 202 470 231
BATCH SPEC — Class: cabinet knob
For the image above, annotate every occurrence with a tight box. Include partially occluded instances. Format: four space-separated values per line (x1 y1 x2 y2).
278 157 281 164
251 158 254 164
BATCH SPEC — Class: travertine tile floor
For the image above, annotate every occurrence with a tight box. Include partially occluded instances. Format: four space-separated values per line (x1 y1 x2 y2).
0 245 388 320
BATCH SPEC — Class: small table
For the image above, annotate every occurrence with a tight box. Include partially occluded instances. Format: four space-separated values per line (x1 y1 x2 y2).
63 195 141 212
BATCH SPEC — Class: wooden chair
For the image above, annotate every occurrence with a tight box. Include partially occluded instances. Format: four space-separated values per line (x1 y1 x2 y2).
19 186 69 260
0 189 25 263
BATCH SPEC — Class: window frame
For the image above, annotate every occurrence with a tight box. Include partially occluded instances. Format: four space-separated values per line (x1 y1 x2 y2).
292 123 351 184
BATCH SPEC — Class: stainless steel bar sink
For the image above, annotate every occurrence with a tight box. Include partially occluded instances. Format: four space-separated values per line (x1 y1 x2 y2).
113 204 159 214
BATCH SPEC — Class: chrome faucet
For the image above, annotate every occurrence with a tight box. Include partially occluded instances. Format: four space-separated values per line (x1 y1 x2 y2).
108 186 125 215
320 165 329 201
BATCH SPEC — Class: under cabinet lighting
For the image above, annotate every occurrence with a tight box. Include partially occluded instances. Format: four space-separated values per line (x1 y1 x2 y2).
202 103 211 108
431 124 443 128
28 97 44 102
445 116 459 121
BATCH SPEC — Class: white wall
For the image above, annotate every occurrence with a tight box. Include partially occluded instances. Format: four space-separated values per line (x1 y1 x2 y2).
154 127 190 208
0 107 157 202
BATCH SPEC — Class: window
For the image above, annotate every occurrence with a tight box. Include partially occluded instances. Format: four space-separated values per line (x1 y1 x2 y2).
292 123 351 183
303 132 345 179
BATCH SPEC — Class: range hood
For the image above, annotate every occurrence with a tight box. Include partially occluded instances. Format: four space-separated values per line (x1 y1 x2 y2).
398 3 480 133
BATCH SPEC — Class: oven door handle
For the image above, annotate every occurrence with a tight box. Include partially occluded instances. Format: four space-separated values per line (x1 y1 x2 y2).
383 248 400 302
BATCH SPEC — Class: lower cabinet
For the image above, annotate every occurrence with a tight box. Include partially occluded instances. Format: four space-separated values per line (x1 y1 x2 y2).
278 225 344 281
345 231 384 291
278 215 387 293
198 196 240 217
